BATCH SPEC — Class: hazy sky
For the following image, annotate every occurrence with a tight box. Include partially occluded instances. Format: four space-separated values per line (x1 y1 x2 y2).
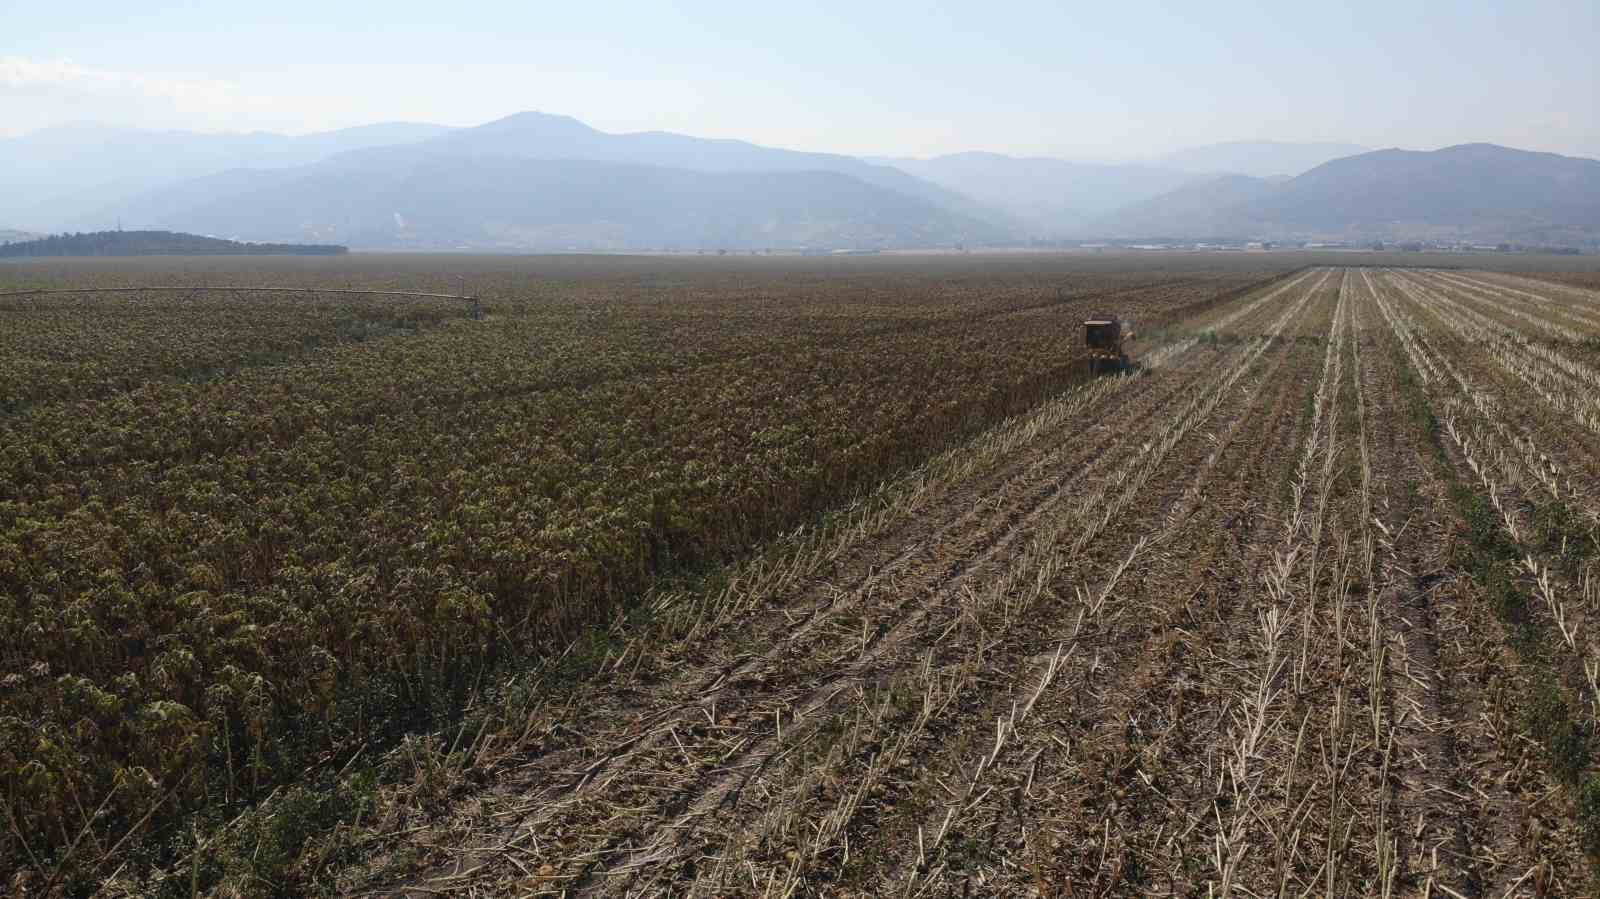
5 0 1597 159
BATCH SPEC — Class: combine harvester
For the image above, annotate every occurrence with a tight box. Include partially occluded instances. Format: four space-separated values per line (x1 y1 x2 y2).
1084 313 1136 374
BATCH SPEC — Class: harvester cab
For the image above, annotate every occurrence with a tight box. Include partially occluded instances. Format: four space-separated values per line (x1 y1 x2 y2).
1084 314 1135 374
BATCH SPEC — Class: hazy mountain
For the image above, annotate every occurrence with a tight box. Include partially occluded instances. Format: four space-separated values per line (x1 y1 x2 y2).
0 121 455 229
1091 174 1277 237
111 154 1008 250
876 152 1197 235
1088 143 1600 246
92 167 306 230
402 112 1001 223
42 113 1590 250
1241 144 1600 240
883 143 1364 237
101 112 1014 250
1155 141 1370 178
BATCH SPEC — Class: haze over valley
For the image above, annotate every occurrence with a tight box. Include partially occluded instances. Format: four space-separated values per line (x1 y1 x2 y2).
6 114 1598 251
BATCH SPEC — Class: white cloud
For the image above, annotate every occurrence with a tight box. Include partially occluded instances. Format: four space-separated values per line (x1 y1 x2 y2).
0 57 239 105
0 57 323 135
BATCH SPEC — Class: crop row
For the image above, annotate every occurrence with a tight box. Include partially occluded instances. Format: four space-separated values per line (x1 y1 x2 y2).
0 267 1286 889
599 270 1333 895
0 291 477 413
1373 268 1600 887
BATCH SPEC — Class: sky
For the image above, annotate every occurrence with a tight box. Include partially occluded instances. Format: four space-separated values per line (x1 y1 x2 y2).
4 0 1598 160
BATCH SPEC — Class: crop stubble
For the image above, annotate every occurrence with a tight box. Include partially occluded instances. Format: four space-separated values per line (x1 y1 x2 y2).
346 264 1600 898
9 255 1600 896
0 256 1293 893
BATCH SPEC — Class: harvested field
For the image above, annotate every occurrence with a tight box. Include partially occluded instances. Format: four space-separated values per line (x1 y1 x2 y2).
5 254 1600 896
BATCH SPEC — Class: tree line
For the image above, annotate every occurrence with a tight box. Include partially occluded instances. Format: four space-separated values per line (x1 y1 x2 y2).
0 230 347 257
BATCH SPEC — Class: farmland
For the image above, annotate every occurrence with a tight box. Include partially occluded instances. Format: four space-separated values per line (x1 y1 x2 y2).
5 253 1600 896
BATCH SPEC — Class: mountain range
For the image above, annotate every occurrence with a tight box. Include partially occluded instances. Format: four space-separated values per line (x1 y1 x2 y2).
2 114 1596 250
0 122 453 229
116 156 1008 251
80 113 1009 250
871 153 1198 235
1152 141 1370 178
1094 143 1600 245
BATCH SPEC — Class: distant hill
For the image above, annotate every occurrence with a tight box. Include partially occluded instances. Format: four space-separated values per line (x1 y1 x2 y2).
109 157 1006 251
29 114 1592 250
0 122 454 230
876 152 1196 236
1092 174 1277 237
1241 144 1600 241
878 145 1373 237
1155 141 1370 178
0 230 347 257
407 112 998 224
99 113 1012 250
1092 144 1600 246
